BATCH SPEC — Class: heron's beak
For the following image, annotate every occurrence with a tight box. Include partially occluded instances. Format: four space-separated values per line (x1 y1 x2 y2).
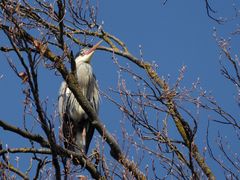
85 40 103 55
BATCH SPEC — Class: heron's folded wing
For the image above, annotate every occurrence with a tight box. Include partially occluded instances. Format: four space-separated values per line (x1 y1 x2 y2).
58 81 69 121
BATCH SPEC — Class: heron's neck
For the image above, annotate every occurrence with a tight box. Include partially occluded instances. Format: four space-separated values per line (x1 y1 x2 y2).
76 60 89 66
75 53 93 64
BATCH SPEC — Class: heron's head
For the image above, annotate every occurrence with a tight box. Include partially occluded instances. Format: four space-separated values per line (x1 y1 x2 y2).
75 40 102 64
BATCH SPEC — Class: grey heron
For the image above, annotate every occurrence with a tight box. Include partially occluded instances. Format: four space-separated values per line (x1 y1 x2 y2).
58 41 101 157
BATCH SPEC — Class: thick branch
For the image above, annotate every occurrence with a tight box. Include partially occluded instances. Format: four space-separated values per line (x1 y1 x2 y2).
0 148 51 155
0 119 49 148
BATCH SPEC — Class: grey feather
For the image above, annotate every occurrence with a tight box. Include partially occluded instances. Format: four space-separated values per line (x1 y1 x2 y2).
59 61 99 155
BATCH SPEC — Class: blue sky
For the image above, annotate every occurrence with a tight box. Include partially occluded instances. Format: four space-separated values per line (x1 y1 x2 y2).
98 1 233 98
0 0 239 179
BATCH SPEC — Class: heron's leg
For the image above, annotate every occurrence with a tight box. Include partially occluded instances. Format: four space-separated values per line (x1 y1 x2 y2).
75 128 86 153
82 127 86 148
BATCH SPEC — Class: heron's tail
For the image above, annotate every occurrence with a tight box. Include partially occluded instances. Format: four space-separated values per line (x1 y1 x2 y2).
75 119 94 154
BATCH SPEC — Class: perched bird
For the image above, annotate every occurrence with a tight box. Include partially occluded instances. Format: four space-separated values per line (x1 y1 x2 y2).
58 41 101 156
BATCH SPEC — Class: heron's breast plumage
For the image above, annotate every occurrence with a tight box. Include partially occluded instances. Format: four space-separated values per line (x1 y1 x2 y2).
59 62 99 123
